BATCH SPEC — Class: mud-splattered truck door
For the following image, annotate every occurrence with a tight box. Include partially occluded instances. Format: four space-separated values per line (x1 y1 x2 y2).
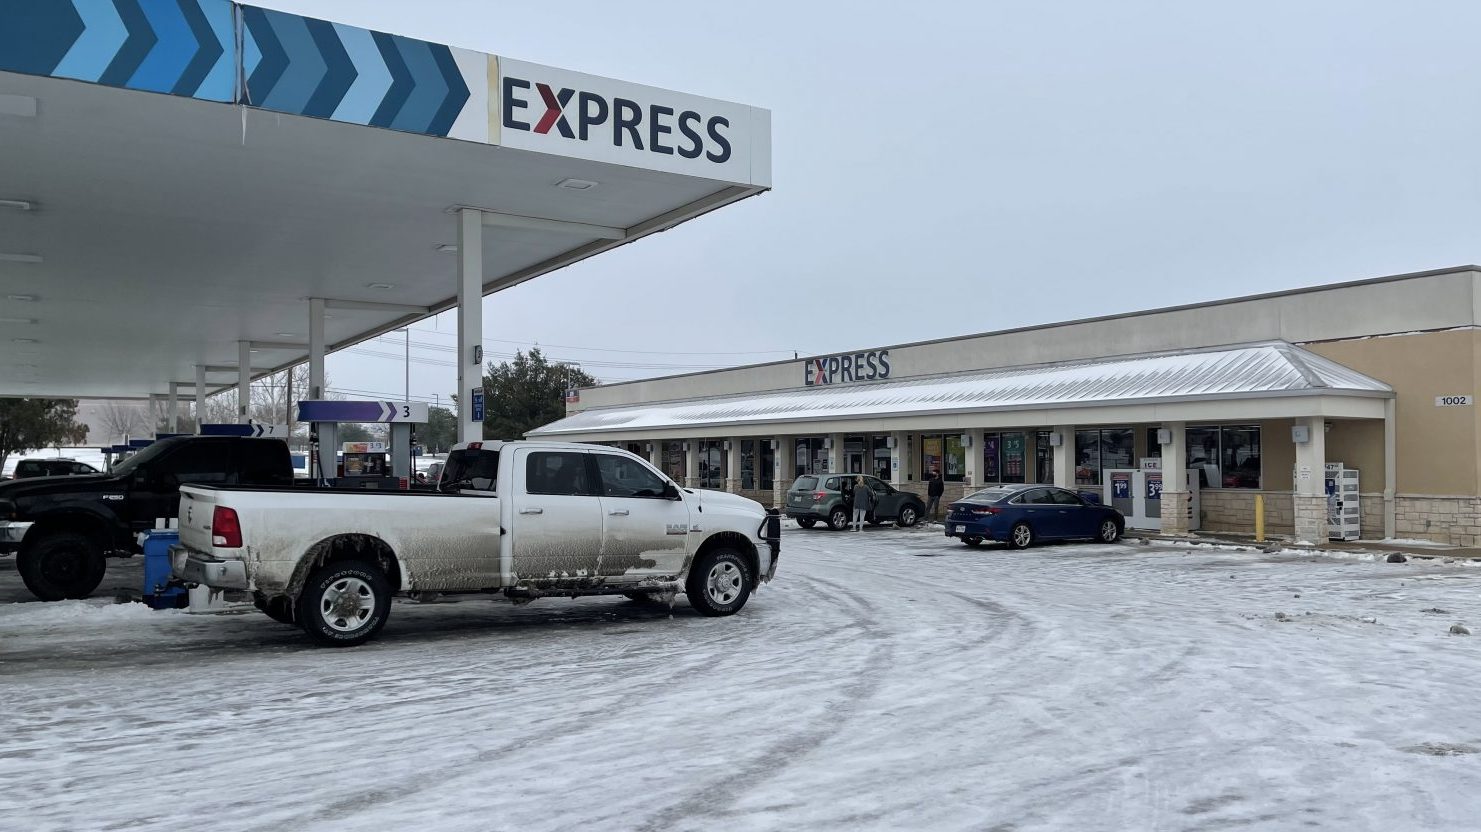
509 447 605 580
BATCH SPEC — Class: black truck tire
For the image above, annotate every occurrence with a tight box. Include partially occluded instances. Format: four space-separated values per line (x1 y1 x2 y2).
686 547 754 617
296 559 392 647
18 532 107 601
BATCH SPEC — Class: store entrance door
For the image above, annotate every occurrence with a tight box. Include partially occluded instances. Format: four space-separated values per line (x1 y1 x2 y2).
1035 432 1054 484
844 436 866 474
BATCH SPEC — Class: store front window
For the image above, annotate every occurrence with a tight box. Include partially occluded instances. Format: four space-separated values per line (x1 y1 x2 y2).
794 438 827 477
698 439 726 489
844 435 867 475
871 436 892 481
1074 428 1133 485
1146 425 1262 489
983 432 1027 484
760 440 775 490
1035 431 1053 484
740 440 756 489
662 441 685 482
921 434 944 480
944 435 966 482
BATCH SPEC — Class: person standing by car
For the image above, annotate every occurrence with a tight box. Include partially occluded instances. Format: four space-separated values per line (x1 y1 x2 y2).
851 475 874 531
925 469 944 521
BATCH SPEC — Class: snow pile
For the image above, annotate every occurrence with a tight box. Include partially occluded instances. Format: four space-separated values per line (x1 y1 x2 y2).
0 599 164 628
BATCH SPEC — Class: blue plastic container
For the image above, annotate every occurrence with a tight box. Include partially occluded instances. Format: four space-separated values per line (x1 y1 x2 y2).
141 529 187 610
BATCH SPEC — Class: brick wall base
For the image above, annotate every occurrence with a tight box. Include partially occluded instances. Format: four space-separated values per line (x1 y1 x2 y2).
1293 495 1328 543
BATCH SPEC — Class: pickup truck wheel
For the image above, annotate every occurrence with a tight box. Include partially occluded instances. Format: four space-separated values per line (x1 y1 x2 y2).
296 560 391 647
896 505 919 528
796 518 817 529
18 532 106 601
253 592 297 625
686 548 753 617
827 508 849 530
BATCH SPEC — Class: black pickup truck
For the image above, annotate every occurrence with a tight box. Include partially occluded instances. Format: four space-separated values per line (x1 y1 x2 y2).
0 436 293 601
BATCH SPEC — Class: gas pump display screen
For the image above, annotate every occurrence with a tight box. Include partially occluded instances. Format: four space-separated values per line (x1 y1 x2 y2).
344 454 387 477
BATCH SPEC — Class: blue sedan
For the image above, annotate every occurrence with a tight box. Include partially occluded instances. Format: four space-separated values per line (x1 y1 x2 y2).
944 484 1125 548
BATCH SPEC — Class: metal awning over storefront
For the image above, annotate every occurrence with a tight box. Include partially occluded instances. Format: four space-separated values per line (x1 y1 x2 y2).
528 342 1393 440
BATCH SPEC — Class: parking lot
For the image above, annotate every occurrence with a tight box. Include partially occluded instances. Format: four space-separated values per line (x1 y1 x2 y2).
4 527 1481 831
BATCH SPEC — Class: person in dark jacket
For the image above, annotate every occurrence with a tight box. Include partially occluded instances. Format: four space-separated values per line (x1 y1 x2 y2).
925 469 944 520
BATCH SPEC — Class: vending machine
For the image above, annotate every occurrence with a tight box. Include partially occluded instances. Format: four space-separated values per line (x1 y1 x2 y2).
1325 462 1361 541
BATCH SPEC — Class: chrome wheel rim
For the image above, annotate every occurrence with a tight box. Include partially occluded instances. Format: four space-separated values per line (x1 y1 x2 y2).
320 577 376 632
1013 525 1031 547
900 508 916 526
705 561 742 606
1100 521 1117 542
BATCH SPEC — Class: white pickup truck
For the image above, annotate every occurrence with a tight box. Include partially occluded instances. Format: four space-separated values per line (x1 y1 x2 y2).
171 440 781 646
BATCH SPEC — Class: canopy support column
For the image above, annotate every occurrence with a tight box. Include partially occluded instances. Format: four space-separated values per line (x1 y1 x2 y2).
237 341 251 424
1160 422 1190 535
1384 399 1397 540
167 382 179 433
725 438 743 493
457 207 484 444
1052 425 1075 488
771 435 791 508
194 365 206 430
1293 416 1328 543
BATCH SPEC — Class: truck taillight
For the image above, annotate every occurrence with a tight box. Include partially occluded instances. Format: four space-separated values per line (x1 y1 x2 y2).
212 506 242 548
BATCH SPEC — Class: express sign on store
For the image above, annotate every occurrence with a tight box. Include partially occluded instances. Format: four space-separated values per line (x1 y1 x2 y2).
804 350 892 386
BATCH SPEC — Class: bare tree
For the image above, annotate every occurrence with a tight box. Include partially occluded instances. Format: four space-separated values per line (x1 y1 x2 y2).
95 401 154 443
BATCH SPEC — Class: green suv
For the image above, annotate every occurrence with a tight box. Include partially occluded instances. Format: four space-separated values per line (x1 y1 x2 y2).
784 473 925 530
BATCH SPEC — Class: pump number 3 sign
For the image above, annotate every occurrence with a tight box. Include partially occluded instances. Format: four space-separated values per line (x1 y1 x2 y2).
1436 395 1473 407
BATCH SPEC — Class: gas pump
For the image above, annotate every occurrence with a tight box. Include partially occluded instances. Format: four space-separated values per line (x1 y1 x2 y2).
296 400 428 488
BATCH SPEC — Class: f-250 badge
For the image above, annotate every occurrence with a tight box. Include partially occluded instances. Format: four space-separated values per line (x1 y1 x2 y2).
666 523 688 536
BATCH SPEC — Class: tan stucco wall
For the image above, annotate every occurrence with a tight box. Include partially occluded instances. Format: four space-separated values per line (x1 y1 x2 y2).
1306 330 1477 496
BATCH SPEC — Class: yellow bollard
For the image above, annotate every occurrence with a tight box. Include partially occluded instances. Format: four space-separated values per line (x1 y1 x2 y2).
1254 493 1266 542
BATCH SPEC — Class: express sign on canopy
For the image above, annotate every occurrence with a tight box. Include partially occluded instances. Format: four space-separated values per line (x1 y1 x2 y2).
495 58 764 184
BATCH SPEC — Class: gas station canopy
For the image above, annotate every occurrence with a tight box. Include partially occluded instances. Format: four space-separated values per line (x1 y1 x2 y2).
0 0 770 399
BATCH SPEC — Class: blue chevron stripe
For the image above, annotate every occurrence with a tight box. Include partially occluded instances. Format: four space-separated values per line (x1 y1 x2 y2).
98 0 156 86
241 10 261 84
389 37 444 134
301 17 354 119
129 0 195 93
368 31 412 128
260 10 323 114
172 0 223 97
53 0 128 82
330 22 390 125
241 5 285 105
196 0 232 99
426 45 469 137
0 0 85 76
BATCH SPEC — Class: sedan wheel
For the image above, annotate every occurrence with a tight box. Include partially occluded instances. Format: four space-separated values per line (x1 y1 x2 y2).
896 505 919 528
1099 519 1120 543
1008 522 1034 550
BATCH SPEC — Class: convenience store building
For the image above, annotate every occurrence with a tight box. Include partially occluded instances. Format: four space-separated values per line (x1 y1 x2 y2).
529 267 1481 545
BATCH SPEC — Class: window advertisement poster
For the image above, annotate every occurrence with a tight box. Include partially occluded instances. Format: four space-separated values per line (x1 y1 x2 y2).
945 435 965 481
1002 433 1025 481
922 435 943 478
983 434 1001 481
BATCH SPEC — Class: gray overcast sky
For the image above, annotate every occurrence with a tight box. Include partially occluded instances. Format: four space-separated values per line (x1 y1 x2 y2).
255 0 1481 404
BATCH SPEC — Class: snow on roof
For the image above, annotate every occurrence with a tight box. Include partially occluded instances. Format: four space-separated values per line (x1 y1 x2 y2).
528 342 1393 436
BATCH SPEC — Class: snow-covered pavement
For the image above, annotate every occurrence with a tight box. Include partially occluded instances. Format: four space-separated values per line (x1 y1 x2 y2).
4 528 1481 831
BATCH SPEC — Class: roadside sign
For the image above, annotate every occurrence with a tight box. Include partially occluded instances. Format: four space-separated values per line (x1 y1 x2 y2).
199 423 289 438
471 388 485 421
297 400 428 423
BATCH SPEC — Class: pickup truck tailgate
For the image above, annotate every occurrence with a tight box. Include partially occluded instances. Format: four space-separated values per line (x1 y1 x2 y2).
178 487 219 552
